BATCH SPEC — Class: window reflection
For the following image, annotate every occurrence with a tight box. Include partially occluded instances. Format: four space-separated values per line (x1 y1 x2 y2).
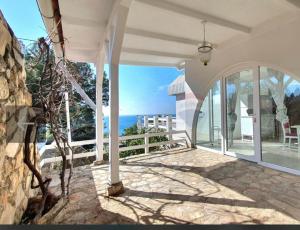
260 67 300 170
196 81 221 150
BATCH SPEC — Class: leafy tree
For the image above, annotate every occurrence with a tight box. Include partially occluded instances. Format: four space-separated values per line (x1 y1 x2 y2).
24 42 109 143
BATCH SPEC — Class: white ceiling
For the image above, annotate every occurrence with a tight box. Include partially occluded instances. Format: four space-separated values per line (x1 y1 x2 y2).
38 0 300 66
58 0 115 62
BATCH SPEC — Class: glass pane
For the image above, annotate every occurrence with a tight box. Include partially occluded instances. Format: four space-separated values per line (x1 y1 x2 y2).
226 70 255 156
196 80 221 151
260 67 300 170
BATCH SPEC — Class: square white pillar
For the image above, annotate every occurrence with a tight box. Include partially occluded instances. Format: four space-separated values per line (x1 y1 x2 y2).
108 62 121 185
95 55 105 163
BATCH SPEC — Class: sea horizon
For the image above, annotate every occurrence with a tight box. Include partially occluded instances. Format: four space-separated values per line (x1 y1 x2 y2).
103 114 175 135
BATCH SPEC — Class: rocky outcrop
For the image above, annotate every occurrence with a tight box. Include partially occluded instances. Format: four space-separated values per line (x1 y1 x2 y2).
0 10 39 224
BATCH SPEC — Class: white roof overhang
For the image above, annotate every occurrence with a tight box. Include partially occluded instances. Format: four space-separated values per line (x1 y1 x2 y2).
37 0 300 67
168 75 185 96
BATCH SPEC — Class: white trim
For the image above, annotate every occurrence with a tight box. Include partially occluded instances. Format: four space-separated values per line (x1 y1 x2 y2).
122 47 194 59
220 78 226 154
259 161 300 176
224 151 257 163
253 65 262 162
197 144 300 176
196 145 223 155
120 60 177 67
125 27 200 45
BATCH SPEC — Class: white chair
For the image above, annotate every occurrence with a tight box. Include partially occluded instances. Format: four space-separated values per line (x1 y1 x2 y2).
282 120 298 147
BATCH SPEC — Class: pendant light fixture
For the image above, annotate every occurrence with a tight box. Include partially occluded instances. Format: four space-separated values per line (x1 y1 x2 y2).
198 20 213 66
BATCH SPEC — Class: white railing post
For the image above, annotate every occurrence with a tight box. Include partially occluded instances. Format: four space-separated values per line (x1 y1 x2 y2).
144 133 149 154
154 115 159 129
144 115 148 129
167 114 173 141
64 92 73 163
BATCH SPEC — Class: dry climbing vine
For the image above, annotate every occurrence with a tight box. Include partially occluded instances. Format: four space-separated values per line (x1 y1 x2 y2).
22 37 75 223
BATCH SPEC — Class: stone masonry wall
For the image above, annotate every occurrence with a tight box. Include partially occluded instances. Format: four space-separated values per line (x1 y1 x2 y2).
0 11 38 224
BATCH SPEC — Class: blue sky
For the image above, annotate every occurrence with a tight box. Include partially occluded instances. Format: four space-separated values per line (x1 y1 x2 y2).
0 0 183 115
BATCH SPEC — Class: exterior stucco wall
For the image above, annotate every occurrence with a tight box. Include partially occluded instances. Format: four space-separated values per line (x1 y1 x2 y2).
175 93 185 131
184 14 300 145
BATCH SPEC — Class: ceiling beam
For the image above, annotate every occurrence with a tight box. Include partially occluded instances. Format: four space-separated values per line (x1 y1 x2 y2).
286 0 300 9
120 60 177 67
126 27 200 45
122 47 194 59
137 0 251 34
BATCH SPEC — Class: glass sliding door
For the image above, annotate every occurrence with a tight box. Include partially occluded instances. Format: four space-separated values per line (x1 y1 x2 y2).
194 65 300 174
196 80 221 151
225 70 256 159
260 67 300 170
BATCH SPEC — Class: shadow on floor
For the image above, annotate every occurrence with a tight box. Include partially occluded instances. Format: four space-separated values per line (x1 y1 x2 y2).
48 149 300 224
123 153 300 222
48 167 137 224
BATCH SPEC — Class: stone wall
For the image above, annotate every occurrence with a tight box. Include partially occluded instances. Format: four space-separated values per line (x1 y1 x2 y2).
0 11 38 224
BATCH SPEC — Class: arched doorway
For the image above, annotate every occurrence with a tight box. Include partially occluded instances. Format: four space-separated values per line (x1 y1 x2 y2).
195 65 300 174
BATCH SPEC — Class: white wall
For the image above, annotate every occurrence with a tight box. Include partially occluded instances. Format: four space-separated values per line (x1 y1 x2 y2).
184 13 300 145
175 93 186 131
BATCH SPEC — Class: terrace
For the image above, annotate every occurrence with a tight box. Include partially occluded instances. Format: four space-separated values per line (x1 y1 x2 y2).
46 148 300 224
34 0 300 224
1 0 300 225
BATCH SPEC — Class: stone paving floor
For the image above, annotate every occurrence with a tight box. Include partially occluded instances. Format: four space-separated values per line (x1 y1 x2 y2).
48 148 300 224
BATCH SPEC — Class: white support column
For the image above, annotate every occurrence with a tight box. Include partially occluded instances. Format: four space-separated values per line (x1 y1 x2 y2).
64 92 73 162
95 48 105 164
144 115 149 128
64 92 72 143
109 62 120 185
106 1 132 196
154 115 159 129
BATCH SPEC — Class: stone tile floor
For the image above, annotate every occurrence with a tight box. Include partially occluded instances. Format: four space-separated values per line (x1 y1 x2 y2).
48 148 300 224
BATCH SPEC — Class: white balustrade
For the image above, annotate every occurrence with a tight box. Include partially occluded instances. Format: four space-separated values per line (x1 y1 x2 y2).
39 130 188 167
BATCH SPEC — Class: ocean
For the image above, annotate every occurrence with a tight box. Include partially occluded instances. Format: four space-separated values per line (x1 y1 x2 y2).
103 115 138 135
37 115 139 149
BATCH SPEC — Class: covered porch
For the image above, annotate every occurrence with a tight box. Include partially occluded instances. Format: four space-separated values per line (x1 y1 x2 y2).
46 148 300 224
35 0 300 224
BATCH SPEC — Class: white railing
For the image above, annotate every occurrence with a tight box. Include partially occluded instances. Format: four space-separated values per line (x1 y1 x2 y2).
39 130 189 167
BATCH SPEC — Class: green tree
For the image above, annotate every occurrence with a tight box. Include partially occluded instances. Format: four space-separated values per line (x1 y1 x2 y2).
24 42 109 143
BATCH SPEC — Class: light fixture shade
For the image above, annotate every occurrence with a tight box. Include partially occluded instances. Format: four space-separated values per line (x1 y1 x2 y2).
198 20 213 66
198 41 213 53
199 51 211 66
198 41 212 66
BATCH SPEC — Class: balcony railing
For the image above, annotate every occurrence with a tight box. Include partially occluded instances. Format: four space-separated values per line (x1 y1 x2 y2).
39 129 189 168
137 115 176 130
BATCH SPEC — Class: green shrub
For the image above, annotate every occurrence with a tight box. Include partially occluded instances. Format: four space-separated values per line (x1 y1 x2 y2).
119 124 168 158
